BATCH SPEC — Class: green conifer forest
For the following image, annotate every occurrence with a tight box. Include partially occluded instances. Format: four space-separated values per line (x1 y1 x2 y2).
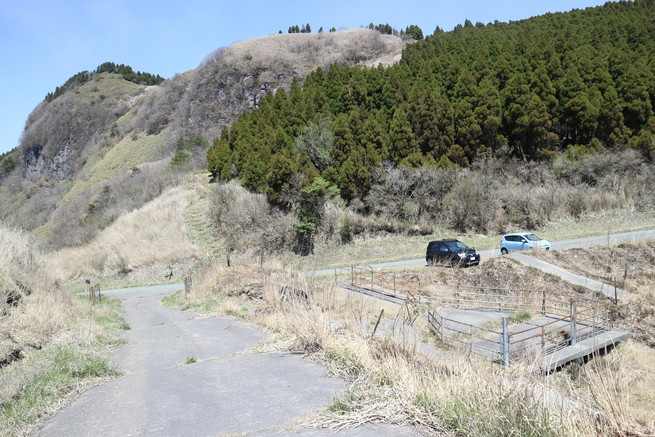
208 0 655 203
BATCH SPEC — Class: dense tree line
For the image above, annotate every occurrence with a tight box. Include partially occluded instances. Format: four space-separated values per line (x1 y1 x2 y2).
94 62 165 86
287 24 312 33
208 0 655 206
45 62 164 102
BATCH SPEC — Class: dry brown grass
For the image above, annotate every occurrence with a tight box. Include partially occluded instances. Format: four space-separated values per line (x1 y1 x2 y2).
185 257 651 436
0 224 72 366
51 184 200 280
531 242 655 347
224 28 405 76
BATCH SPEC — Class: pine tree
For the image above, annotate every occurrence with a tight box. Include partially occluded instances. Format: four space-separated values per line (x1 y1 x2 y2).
389 107 419 163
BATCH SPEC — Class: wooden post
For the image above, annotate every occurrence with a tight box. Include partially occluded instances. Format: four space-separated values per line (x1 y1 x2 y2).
541 291 546 315
90 286 96 306
184 276 192 296
502 317 509 369
622 265 628 290
371 309 384 339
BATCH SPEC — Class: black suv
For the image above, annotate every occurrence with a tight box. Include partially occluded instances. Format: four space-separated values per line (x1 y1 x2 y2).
426 239 481 267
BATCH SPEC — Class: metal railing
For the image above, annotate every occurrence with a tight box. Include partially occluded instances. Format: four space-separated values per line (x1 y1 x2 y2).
349 265 615 367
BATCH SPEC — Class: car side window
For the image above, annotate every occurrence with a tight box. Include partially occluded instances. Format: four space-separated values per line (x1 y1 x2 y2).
439 244 448 252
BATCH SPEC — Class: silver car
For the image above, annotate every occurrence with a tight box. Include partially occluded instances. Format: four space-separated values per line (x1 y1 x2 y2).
500 232 551 255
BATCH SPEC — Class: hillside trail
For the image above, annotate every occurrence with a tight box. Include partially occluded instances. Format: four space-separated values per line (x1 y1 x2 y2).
37 284 417 437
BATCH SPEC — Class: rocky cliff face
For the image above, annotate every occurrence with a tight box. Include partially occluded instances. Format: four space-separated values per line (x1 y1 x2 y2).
1 28 405 249
18 74 144 182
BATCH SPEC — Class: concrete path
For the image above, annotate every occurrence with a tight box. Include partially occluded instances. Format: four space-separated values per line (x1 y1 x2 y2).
38 284 417 437
506 253 628 298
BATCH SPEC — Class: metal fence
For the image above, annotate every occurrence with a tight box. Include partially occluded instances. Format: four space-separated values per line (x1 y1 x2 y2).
349 265 615 367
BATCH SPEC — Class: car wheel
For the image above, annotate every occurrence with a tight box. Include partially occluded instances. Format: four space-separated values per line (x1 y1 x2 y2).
450 258 459 268
501 248 508 255
427 257 434 267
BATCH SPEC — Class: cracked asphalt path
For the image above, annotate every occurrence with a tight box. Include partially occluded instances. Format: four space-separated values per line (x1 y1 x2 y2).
37 284 417 437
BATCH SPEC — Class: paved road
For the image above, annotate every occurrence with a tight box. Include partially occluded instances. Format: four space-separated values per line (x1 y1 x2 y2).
507 253 628 298
38 284 417 437
308 228 655 277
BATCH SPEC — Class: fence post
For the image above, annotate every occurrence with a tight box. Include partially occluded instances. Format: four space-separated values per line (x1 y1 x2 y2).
184 276 192 296
622 265 628 289
371 309 384 339
541 291 546 315
90 286 96 306
502 317 510 369
569 300 577 346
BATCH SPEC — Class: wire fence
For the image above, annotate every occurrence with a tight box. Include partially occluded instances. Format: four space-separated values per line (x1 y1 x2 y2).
349 265 616 367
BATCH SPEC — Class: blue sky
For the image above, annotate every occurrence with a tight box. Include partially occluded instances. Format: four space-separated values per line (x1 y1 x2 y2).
0 0 608 155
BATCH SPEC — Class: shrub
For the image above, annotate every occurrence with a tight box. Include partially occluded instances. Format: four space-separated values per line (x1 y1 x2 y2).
209 181 297 259
442 173 499 232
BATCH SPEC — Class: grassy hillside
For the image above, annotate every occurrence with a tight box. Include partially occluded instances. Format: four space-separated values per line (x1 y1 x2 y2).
52 183 200 282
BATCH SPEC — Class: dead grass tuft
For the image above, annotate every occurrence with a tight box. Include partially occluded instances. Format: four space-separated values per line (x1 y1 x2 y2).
0 224 72 366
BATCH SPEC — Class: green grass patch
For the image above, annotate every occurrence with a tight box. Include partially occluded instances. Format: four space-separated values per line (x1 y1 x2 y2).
442 392 561 437
510 310 532 324
184 356 198 365
327 392 364 415
0 297 127 436
161 290 184 307
0 347 119 436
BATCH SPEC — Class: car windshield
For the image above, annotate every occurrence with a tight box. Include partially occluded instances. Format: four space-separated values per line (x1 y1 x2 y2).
446 241 468 251
525 233 540 241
